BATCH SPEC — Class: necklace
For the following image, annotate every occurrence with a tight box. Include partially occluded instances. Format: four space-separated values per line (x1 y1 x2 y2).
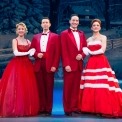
92 34 101 41
17 37 27 45
17 37 25 42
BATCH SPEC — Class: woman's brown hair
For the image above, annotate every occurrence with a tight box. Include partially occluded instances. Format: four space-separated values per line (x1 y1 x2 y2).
91 19 101 26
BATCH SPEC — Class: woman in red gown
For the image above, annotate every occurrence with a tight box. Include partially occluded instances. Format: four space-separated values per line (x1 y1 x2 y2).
0 22 40 117
79 19 122 118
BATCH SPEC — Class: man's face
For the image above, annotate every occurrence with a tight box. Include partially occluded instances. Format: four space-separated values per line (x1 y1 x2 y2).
41 19 51 30
69 16 79 29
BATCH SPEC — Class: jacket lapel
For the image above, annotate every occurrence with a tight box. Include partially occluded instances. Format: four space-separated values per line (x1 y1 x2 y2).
37 33 42 51
68 29 77 49
46 32 52 51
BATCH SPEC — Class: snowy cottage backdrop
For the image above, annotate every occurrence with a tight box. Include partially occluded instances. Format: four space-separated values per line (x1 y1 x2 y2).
0 0 122 82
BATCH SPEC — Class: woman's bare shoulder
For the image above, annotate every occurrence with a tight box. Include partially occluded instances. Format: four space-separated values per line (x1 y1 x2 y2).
101 34 107 40
86 37 92 42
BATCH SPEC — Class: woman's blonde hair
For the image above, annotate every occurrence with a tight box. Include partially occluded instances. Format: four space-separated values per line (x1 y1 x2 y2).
16 22 28 34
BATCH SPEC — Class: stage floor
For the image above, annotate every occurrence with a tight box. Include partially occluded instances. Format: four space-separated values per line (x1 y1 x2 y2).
0 114 122 122
0 80 122 122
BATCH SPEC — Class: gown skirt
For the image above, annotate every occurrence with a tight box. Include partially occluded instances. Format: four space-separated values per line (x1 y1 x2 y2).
0 44 40 117
79 41 122 117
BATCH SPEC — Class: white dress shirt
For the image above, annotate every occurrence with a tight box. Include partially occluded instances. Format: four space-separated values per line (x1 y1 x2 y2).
40 32 49 52
72 31 80 51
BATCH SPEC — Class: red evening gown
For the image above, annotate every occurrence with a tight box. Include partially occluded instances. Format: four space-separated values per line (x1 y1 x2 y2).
0 39 40 117
79 39 122 117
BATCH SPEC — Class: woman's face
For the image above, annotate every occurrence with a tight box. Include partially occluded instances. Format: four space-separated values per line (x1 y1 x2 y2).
91 21 101 33
16 25 26 37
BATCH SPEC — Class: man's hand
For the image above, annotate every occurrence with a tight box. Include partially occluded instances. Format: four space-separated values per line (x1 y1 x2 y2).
65 65 71 72
37 53 43 58
76 54 82 60
50 67 56 72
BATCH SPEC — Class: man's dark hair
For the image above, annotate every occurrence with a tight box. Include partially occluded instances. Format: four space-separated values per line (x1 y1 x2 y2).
70 14 79 20
41 17 50 23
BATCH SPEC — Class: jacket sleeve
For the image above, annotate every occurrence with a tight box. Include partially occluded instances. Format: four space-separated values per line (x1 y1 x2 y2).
30 35 39 59
52 35 61 69
81 32 87 59
60 32 70 67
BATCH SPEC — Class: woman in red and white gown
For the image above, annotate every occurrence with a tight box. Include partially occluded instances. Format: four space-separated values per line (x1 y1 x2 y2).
79 19 122 118
0 22 40 117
